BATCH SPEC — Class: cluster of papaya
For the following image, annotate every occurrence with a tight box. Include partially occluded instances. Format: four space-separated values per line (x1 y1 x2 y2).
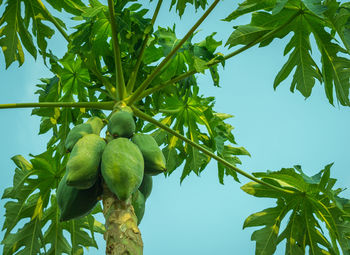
56 106 166 225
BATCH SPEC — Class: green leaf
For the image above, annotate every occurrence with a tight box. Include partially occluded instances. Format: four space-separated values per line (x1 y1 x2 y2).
217 145 251 184
193 56 208 73
45 0 86 15
11 155 33 171
319 163 332 191
226 25 271 48
277 211 305 255
271 0 289 15
253 168 307 191
226 7 300 49
244 203 293 255
1 151 102 254
273 15 322 98
302 202 335 255
244 164 347 254
154 84 247 183
42 195 101 254
306 14 350 106
329 202 350 254
223 0 277 21
169 0 207 17
241 182 284 198
324 1 350 53
53 54 90 102
301 0 327 17
0 1 25 67
0 0 57 67
2 217 44 255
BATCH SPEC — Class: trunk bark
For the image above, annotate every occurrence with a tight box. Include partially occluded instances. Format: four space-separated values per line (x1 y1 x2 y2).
102 183 143 255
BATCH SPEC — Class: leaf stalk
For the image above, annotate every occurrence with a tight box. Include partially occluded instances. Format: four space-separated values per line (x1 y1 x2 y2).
0 101 114 110
126 0 221 105
131 106 295 195
126 0 163 94
135 9 302 101
107 0 126 100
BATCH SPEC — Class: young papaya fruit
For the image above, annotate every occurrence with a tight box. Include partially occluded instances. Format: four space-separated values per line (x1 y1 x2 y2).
65 116 104 152
66 134 106 189
107 110 135 138
131 190 145 225
57 172 102 221
101 138 144 201
139 174 152 199
131 133 166 175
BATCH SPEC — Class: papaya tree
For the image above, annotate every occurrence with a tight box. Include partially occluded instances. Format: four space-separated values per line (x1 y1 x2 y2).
1 0 350 254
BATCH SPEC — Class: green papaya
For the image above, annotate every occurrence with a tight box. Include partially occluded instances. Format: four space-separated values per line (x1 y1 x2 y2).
131 133 166 175
139 174 152 199
66 134 106 189
101 138 144 201
65 116 104 152
131 190 145 225
57 172 102 221
107 110 135 138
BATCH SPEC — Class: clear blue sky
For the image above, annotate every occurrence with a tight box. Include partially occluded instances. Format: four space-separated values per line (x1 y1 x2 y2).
1 1 350 254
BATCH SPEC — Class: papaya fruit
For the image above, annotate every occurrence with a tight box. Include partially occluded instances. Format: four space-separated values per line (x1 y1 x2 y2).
66 134 106 189
139 174 152 199
57 172 102 221
131 133 166 175
131 190 145 225
101 138 144 201
107 110 135 138
65 116 104 152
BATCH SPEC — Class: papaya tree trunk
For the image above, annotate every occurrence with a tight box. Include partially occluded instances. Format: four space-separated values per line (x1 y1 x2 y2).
102 183 143 255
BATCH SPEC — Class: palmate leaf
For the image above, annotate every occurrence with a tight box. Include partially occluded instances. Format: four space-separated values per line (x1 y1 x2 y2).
42 196 104 255
242 165 350 255
51 53 91 102
0 0 60 68
224 0 350 106
226 7 298 48
1 151 55 254
143 84 249 183
2 216 44 255
306 13 350 106
69 0 153 89
1 149 103 254
273 14 322 98
149 26 222 87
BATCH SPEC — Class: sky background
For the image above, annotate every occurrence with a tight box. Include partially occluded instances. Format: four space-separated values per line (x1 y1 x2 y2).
1 1 350 254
